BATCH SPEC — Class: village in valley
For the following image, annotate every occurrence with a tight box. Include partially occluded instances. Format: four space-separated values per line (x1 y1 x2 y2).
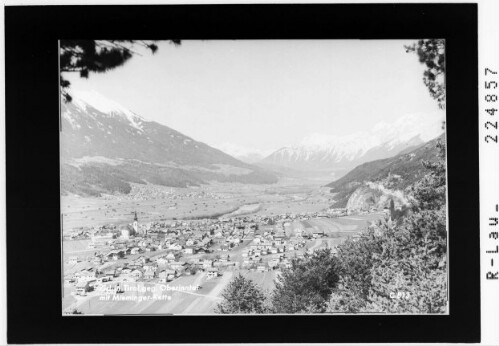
62 182 386 315
58 40 445 316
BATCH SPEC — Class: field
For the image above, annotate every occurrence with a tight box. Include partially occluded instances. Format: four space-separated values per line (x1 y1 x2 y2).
62 177 334 231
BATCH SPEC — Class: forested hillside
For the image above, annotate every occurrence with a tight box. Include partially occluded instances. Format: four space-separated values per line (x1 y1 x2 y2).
326 134 444 207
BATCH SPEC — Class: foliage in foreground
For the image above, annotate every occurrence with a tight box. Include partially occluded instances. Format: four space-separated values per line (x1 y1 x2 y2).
60 40 180 102
328 208 447 313
271 248 340 313
328 138 447 313
215 274 266 314
405 39 446 109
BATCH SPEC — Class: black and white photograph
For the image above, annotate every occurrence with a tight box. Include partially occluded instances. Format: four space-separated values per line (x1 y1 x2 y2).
60 39 448 316
5 2 489 343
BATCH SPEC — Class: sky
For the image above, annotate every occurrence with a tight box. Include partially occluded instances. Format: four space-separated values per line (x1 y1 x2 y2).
64 40 445 156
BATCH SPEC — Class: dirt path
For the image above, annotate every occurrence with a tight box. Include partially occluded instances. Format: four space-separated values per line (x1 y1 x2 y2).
208 271 234 298
180 271 233 314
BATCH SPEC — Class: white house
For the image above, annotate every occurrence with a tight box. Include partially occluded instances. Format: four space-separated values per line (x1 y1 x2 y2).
206 267 218 279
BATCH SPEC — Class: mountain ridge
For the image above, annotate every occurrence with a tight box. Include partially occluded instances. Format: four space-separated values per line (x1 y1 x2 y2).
60 90 277 196
326 134 444 208
261 112 444 172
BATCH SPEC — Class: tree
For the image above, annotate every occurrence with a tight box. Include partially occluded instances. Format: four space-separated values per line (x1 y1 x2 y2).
271 248 340 313
408 138 447 211
215 274 266 314
405 39 446 109
327 222 386 313
363 207 447 313
389 199 395 219
60 40 180 102
328 207 447 313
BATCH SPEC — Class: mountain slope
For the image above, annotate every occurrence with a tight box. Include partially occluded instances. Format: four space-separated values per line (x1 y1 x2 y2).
326 134 444 208
60 90 277 196
262 113 444 171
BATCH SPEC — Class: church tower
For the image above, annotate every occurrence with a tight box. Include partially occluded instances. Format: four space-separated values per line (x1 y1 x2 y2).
133 211 138 234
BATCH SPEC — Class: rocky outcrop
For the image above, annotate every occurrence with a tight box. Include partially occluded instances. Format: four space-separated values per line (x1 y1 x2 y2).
345 183 408 212
345 186 382 211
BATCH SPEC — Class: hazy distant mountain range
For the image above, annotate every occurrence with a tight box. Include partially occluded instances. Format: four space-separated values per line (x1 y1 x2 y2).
60 90 277 196
211 143 272 164
261 113 444 172
60 90 444 197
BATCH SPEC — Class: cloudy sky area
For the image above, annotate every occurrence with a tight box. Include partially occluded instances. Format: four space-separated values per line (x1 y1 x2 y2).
64 40 445 156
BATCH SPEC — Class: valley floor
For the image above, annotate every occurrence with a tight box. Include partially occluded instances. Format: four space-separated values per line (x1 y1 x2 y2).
61 177 334 231
62 177 384 315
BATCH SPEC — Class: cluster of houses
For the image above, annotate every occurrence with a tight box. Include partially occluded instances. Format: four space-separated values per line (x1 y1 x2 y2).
63 223 120 241
65 208 351 297
322 207 350 217
65 250 238 296
238 224 326 271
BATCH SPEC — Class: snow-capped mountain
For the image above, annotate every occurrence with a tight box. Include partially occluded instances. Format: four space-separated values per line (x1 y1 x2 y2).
60 90 277 196
62 90 235 166
261 112 445 171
